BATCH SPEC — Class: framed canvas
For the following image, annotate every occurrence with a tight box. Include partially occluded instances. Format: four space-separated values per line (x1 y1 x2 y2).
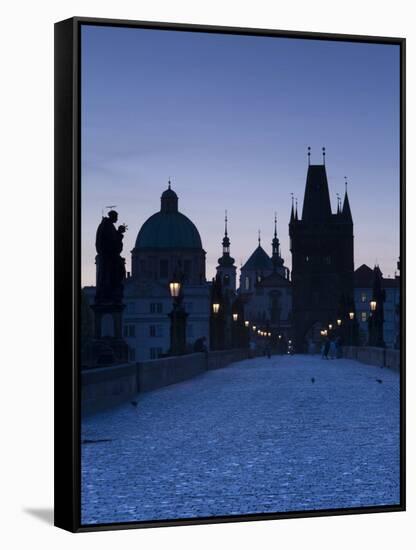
54 16 406 532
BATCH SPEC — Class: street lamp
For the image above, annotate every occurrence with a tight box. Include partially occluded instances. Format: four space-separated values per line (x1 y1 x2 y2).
233 313 238 322
370 300 377 312
268 332 271 337
337 319 342 326
349 311 355 320
252 325 256 331
245 320 249 327
212 302 220 315
168 276 187 355
328 324 333 330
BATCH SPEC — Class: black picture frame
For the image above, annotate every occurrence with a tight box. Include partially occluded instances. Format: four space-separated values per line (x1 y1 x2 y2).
54 16 406 533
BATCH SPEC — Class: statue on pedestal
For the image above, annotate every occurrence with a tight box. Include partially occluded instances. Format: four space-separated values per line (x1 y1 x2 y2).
95 210 127 304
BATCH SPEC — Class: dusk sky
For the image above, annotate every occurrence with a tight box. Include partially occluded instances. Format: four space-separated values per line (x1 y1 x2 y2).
81 24 400 287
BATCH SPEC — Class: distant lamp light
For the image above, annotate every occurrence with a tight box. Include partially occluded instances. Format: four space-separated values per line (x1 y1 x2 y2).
212 302 220 314
278 334 282 339
337 319 342 326
233 313 238 322
268 332 271 337
370 300 377 312
288 339 292 344
252 325 257 331
169 279 181 298
245 320 249 327
328 324 333 330
349 311 355 320
257 329 261 335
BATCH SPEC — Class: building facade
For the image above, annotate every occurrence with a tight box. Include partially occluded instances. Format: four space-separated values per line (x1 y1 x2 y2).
123 183 210 361
354 263 400 348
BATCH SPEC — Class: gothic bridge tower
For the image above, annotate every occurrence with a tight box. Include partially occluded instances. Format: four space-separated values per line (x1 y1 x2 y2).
289 148 354 351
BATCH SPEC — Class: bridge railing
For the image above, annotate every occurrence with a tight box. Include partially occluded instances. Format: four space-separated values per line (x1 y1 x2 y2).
82 348 255 416
342 346 400 371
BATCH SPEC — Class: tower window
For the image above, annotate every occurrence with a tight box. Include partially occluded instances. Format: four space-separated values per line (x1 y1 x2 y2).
224 274 230 287
361 292 367 303
361 312 368 322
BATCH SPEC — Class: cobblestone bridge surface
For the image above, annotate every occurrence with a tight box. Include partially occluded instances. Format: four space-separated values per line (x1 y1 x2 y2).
81 355 400 525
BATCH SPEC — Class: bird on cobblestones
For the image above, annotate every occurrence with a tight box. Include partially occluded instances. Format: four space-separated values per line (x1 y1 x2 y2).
311 377 315 383
131 401 138 407
376 379 383 384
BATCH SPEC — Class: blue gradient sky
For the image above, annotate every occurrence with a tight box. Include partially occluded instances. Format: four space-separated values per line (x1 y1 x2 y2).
81 25 400 287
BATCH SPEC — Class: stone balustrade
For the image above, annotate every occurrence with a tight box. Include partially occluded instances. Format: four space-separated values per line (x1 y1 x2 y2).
342 346 400 371
82 348 254 416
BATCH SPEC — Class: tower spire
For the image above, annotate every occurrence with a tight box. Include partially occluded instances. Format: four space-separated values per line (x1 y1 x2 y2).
341 176 353 223
307 146 311 166
322 146 326 165
224 209 228 237
295 198 299 221
258 229 261 247
290 193 295 223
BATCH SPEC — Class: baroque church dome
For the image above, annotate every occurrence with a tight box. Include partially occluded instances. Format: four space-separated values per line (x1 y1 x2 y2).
135 183 203 250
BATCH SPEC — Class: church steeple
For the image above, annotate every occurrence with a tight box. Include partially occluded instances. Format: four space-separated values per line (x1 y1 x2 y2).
217 211 235 270
272 213 284 272
216 211 236 292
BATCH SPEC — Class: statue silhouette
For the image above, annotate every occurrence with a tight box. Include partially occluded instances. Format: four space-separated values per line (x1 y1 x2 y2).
95 210 126 304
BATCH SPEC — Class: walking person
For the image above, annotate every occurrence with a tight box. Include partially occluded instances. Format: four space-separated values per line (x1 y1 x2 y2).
328 336 337 359
322 337 330 360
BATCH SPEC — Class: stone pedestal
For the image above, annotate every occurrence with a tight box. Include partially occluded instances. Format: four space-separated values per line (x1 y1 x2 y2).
168 305 188 355
88 303 128 366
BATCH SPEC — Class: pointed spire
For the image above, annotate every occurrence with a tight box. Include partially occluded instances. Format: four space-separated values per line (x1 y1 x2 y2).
258 229 261 247
342 176 353 223
290 193 295 223
322 146 326 165
295 198 299 221
272 213 282 272
336 193 341 214
307 146 311 166
168 178 171 189
274 212 277 238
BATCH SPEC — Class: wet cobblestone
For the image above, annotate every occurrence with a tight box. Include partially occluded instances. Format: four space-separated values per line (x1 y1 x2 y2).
81 355 400 524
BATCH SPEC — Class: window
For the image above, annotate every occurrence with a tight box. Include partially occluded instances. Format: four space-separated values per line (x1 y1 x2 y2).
305 256 310 263
124 325 135 337
224 274 230 287
324 256 331 264
245 276 250 291
149 325 163 337
150 302 163 314
361 292 367 303
150 347 163 360
160 259 169 279
126 302 136 313
361 312 367 322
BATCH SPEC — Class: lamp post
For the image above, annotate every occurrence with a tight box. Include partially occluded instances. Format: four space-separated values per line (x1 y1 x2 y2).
168 276 188 355
348 311 355 345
